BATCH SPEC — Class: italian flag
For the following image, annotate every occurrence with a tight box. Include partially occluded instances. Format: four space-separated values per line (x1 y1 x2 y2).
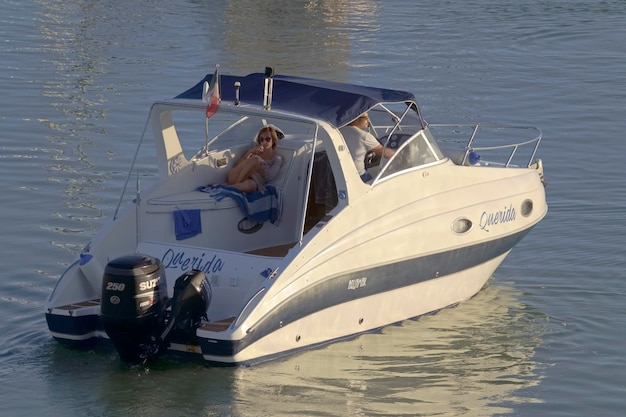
202 68 220 119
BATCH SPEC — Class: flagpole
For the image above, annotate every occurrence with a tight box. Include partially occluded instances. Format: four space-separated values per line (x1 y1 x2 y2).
202 65 221 156
204 117 209 156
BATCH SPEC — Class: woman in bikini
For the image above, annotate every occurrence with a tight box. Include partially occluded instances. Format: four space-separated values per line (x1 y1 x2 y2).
225 126 283 193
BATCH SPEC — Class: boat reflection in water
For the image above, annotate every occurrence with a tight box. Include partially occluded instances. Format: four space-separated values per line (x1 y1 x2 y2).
229 282 544 417
46 281 544 416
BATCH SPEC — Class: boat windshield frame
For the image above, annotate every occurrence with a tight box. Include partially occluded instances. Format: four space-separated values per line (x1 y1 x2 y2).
355 102 448 184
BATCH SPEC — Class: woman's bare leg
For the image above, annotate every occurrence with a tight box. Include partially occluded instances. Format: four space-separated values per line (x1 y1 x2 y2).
227 156 261 185
230 178 258 193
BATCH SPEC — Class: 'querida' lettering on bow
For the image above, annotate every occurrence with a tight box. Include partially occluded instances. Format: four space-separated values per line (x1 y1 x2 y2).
161 249 224 274
479 204 516 232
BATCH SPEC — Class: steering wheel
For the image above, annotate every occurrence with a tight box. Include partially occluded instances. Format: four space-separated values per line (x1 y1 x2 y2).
364 149 380 169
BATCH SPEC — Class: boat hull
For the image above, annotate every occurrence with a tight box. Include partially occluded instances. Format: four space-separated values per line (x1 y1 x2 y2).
45 231 524 364
45 162 544 364
197 229 528 364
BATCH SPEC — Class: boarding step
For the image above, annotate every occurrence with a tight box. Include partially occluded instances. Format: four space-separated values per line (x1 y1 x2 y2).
199 317 236 332
54 299 100 311
48 299 101 317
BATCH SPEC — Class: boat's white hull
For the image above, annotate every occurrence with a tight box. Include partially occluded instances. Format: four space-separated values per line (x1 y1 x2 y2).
193 164 546 364
44 246 516 365
200 251 510 364
45 162 545 365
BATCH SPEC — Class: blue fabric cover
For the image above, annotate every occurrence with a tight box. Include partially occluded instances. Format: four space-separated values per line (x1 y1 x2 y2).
174 209 202 240
201 184 282 225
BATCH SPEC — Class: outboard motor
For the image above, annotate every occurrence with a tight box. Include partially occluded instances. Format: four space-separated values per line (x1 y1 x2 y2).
101 254 168 363
101 254 212 364
158 269 212 343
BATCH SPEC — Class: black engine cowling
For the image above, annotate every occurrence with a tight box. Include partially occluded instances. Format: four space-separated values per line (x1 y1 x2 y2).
100 254 212 364
101 254 168 363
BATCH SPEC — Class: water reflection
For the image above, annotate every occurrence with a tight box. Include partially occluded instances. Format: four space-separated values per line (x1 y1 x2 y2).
221 0 380 79
229 282 544 417
34 0 116 259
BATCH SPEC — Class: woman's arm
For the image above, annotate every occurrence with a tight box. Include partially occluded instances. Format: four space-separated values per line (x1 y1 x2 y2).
234 145 261 167
264 154 283 182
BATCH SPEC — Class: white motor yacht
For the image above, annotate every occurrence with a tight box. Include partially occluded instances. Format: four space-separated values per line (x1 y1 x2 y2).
45 68 547 365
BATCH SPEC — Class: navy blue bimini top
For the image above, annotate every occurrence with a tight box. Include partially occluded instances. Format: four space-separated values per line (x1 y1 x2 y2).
175 72 416 128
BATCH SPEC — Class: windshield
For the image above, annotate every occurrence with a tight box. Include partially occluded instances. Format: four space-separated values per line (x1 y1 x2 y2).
357 104 446 182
